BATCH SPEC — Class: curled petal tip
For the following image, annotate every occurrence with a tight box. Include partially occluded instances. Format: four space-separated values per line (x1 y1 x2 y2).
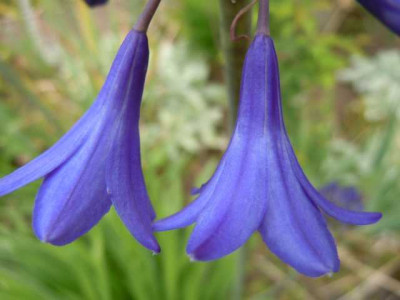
364 212 383 224
153 242 161 254
188 254 198 262
190 181 209 195
151 244 161 254
152 198 206 232
290 152 383 226
186 251 212 262
190 187 201 195
317 182 382 225
35 229 70 247
298 259 340 278
302 266 339 278
41 239 66 247
139 236 160 253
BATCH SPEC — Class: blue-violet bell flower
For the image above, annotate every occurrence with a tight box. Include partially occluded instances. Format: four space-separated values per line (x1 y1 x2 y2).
357 0 400 35
153 33 382 277
0 29 160 253
84 0 108 7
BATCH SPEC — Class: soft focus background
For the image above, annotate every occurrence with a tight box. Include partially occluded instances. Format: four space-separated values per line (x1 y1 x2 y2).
0 0 399 299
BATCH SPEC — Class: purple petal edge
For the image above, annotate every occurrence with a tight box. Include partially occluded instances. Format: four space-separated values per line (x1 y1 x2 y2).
106 32 159 253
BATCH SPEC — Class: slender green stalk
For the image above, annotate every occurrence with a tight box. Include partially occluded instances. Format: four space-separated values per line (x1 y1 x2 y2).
256 0 270 35
134 0 162 32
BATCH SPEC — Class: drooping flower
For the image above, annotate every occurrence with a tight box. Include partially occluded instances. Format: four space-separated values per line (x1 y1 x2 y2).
154 33 382 277
357 0 400 35
0 29 160 253
84 0 108 7
319 182 364 212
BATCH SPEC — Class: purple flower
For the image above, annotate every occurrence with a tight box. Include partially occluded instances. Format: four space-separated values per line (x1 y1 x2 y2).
0 29 160 253
154 34 382 277
358 0 400 35
319 182 364 212
84 0 108 7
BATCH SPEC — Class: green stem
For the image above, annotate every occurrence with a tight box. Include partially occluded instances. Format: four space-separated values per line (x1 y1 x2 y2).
134 0 162 32
256 0 270 35
219 0 253 128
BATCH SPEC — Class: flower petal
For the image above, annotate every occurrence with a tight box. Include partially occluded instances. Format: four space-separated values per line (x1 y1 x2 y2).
282 121 382 225
106 32 160 253
153 161 225 232
259 128 339 277
154 116 244 231
259 35 339 277
0 107 97 197
266 33 382 225
187 141 267 261
190 181 209 196
186 38 271 260
358 0 400 35
32 29 146 245
33 121 112 245
259 184 340 278
0 28 138 197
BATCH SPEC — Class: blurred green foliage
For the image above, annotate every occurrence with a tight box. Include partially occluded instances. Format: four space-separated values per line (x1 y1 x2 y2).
0 0 399 299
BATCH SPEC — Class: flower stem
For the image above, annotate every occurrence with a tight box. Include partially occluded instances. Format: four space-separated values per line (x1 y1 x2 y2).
256 0 270 36
134 0 161 32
